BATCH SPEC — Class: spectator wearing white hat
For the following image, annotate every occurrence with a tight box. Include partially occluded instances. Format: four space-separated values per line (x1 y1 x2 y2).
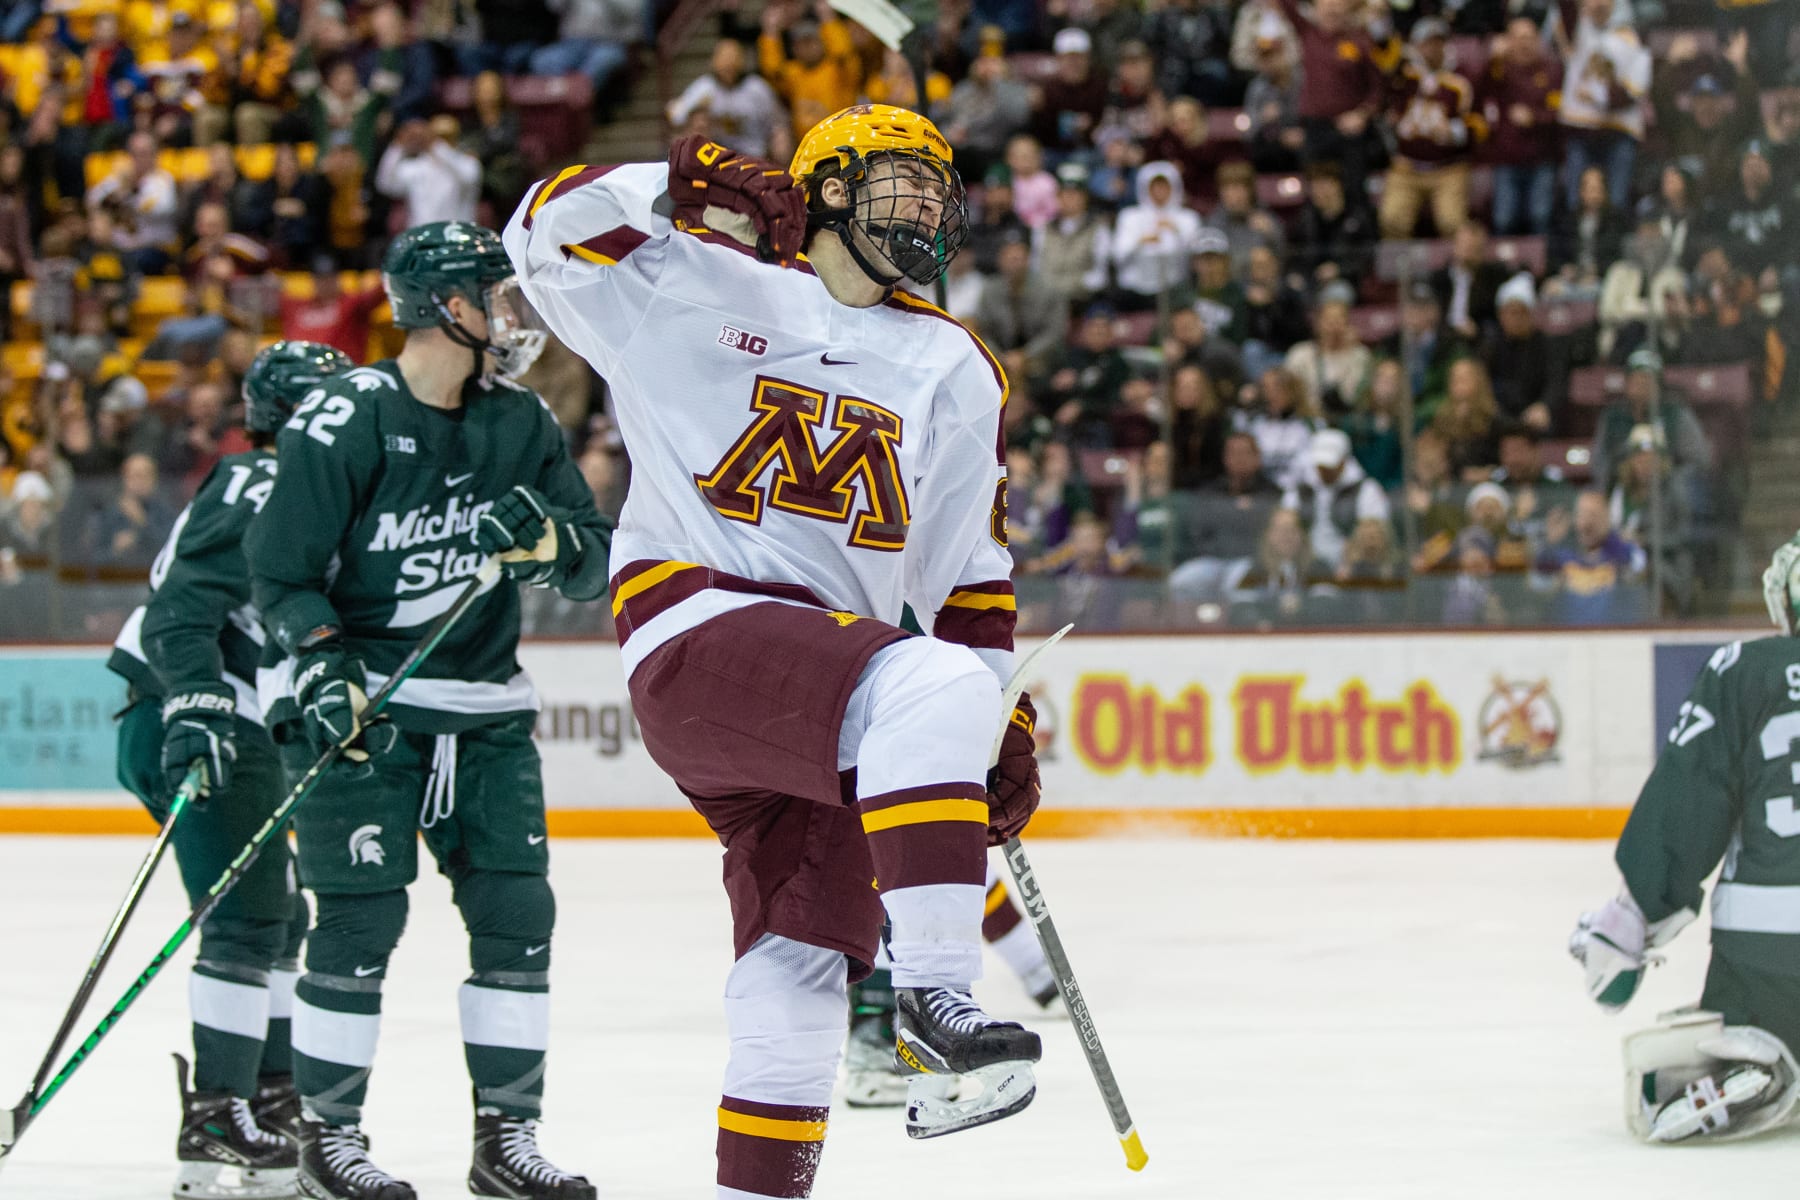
1030 27 1108 151
0 470 56 565
1280 426 1391 568
1482 272 1570 433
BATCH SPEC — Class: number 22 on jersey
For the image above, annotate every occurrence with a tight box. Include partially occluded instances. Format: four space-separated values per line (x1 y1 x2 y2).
695 376 911 552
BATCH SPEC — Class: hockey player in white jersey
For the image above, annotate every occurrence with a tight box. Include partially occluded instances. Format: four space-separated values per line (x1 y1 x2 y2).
505 105 1043 1198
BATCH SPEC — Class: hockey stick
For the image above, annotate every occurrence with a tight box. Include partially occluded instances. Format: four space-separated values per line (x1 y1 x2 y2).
0 557 502 1167
21 762 206 1105
992 625 1149 1173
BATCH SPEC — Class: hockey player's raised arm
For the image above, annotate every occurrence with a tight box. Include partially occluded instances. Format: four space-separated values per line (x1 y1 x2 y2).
246 386 374 653
502 161 672 378
1614 648 1746 926
140 459 267 696
906 345 1016 684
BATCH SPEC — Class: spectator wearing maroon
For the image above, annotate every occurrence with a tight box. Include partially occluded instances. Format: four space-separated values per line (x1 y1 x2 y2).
1030 28 1108 152
1556 0 1650 212
1477 17 1563 237
1703 141 1795 279
1380 19 1483 240
1430 220 1510 340
1482 273 1568 432
1291 161 1379 291
1141 0 1235 106
1211 161 1287 273
1096 39 1162 145
1243 14 1306 173
1265 0 1395 188
1146 97 1229 207
241 143 327 268
279 254 386 363
0 147 35 344
182 201 269 283
1548 166 1628 296
158 380 230 491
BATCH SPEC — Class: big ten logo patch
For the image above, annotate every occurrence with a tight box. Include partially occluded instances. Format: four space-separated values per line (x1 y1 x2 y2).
719 325 769 356
1477 677 1562 769
536 699 641 757
385 434 417 454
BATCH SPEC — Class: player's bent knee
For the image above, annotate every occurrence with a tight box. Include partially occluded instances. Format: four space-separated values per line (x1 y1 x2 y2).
1625 1011 1800 1142
305 889 409 982
723 935 851 1106
197 914 290 973
456 870 556 976
846 638 1003 792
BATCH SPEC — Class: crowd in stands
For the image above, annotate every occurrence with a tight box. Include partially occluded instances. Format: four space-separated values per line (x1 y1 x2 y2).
670 0 1797 627
0 0 1796 634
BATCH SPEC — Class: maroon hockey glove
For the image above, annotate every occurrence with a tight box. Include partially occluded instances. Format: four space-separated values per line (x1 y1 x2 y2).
986 693 1041 846
666 134 809 265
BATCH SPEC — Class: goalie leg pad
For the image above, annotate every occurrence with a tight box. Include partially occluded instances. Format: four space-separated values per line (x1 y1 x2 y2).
1623 1010 1800 1142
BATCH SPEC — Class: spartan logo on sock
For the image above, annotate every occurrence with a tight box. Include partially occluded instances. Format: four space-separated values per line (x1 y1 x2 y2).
349 824 386 866
368 493 497 596
695 376 910 552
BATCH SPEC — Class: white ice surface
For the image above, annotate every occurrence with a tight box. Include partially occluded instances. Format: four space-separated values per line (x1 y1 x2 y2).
0 836 1792 1200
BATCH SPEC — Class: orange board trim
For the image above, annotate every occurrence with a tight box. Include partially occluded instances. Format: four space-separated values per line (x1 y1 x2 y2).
0 807 1630 839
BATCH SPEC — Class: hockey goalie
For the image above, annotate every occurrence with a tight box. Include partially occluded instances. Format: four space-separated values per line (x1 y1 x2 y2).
1568 537 1800 1144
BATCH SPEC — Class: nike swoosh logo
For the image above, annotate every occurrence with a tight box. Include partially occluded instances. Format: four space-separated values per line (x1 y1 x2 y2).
525 944 548 956
527 833 546 845
352 965 381 978
819 353 857 366
445 472 475 488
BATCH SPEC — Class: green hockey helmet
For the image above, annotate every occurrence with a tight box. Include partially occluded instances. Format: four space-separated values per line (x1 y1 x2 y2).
1765 535 1800 635
242 340 354 435
381 221 545 377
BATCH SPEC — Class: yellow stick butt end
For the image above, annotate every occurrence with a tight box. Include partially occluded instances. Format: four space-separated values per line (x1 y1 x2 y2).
1121 1128 1148 1171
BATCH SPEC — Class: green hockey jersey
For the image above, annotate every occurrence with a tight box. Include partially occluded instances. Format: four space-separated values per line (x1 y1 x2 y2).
1620 636 1800 976
108 450 277 721
245 361 608 735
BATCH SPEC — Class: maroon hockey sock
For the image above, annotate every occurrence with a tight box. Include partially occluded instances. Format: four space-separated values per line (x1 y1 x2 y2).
982 879 1025 943
858 783 989 890
716 1095 829 1198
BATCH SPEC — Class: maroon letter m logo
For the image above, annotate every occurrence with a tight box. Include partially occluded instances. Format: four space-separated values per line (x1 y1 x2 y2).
695 376 910 552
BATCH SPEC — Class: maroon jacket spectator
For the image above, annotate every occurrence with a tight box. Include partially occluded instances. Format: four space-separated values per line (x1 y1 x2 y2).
1267 0 1395 184
279 257 386 362
1477 18 1564 236
1144 98 1231 206
1031 28 1110 151
1379 19 1483 240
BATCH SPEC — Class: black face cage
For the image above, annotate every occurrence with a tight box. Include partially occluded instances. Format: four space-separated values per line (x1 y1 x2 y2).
823 148 968 286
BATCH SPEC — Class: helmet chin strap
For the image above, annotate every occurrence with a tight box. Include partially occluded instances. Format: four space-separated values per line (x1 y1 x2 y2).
435 299 493 375
812 210 902 292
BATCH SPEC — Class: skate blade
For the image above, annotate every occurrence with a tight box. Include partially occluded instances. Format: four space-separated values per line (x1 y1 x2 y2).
904 1062 1036 1139
174 1160 299 1199
843 1068 911 1109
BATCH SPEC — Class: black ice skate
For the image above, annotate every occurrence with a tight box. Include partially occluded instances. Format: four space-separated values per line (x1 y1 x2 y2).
172 1053 298 1200
295 1121 415 1200
894 987 1041 1139
251 1075 304 1144
469 1112 596 1199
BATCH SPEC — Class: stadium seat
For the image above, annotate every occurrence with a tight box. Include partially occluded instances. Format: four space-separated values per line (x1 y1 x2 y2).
1348 304 1400 344
1255 172 1305 209
1112 311 1159 347
434 74 595 164
2 342 43 378
1079 447 1139 488
135 276 187 318
1006 53 1060 83
1539 299 1598 336
1375 239 1454 282
1207 108 1250 146
1568 366 1622 406
1666 363 1753 407
1491 236 1547 276
1539 439 1593 485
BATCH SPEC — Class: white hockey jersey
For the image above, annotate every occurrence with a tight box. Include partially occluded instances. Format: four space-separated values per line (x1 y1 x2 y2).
503 162 1016 681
